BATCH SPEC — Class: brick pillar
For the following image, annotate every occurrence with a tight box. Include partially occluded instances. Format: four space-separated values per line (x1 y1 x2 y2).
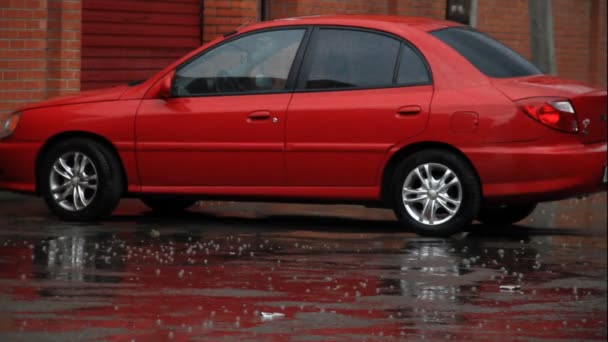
0 0 81 116
46 0 81 98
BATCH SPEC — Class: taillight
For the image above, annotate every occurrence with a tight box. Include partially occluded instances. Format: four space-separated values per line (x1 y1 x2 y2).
517 97 578 133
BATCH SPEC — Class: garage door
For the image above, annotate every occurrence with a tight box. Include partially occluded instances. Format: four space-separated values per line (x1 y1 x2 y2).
81 0 202 90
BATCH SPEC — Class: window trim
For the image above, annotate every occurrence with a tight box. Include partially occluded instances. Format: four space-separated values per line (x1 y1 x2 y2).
295 26 433 93
395 42 434 87
172 26 312 98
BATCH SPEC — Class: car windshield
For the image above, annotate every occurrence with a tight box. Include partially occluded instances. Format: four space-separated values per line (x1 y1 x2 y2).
430 27 542 78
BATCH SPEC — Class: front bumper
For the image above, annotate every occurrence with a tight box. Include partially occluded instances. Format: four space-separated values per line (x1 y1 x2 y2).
466 141 607 203
0 141 41 194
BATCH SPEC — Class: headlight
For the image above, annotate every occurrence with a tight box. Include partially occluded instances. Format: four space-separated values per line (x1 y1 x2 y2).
0 112 21 139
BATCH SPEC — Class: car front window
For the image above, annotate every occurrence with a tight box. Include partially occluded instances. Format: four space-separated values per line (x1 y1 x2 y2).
173 29 305 96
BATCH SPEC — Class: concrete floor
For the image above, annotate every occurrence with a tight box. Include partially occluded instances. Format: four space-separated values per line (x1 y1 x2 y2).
0 192 606 340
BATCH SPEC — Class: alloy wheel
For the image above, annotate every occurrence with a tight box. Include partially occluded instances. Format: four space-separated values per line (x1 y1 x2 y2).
402 163 462 225
49 152 99 212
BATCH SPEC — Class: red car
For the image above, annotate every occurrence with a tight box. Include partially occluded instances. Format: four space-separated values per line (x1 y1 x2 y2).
0 16 606 236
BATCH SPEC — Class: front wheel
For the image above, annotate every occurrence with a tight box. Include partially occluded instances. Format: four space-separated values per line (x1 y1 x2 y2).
391 149 481 237
40 138 124 221
478 203 537 226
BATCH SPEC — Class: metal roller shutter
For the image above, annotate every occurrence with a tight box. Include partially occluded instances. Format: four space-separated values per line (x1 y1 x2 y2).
81 0 202 90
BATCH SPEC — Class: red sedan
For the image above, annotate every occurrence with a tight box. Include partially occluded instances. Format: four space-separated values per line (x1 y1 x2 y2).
0 16 606 236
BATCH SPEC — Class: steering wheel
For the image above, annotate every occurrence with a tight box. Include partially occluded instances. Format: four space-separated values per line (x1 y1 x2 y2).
216 70 241 93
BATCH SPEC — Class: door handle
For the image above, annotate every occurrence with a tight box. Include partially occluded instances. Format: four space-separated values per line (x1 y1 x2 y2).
396 105 422 116
247 111 271 121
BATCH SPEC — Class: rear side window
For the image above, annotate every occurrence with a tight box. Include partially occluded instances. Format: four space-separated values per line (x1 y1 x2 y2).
396 44 431 85
431 27 541 78
301 29 401 90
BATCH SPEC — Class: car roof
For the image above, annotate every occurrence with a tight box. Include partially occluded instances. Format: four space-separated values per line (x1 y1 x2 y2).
257 15 462 32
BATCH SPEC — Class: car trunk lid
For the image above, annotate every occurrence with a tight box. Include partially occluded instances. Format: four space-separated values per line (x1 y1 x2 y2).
492 75 607 144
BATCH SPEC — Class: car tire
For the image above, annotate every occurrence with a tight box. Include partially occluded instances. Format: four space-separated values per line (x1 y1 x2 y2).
478 203 537 226
140 197 197 213
39 138 124 221
391 149 481 237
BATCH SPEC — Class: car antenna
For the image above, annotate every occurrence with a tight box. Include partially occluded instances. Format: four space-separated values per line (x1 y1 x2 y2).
223 21 251 38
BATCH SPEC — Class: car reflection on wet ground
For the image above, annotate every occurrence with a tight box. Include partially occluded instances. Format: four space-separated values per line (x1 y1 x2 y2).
0 193 606 341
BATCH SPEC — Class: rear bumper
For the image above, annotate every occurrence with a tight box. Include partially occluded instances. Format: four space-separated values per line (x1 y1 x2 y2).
0 140 40 194
466 141 607 204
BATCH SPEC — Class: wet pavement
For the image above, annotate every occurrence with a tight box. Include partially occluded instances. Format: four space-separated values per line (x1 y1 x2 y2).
0 192 606 341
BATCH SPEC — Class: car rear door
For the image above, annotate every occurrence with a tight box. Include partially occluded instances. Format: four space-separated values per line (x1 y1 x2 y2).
285 27 434 187
136 28 308 189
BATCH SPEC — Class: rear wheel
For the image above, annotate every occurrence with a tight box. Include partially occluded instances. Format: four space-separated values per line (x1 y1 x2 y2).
391 149 481 237
40 138 123 221
141 198 197 213
478 203 537 226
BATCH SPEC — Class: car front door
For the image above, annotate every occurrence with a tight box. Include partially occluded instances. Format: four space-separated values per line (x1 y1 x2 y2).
286 27 434 188
136 28 307 189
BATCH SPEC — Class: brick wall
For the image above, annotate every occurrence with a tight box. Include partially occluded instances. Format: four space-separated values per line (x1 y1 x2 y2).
552 0 607 88
595 0 607 88
553 0 592 85
0 0 80 115
267 0 444 20
46 0 80 98
202 0 258 43
476 0 532 59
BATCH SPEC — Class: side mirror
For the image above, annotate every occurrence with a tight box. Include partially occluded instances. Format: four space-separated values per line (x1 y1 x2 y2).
158 72 173 99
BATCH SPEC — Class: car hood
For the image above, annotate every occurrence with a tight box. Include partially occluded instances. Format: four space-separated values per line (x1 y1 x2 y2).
490 75 598 100
17 84 130 112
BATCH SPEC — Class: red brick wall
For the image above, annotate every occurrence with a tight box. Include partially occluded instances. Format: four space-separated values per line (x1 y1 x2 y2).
47 0 81 98
597 0 607 88
553 0 592 85
553 0 607 88
389 0 445 18
203 0 258 42
0 0 80 115
588 0 606 88
476 0 531 59
267 0 444 19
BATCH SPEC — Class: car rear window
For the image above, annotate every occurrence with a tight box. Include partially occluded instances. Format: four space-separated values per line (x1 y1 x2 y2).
430 27 542 78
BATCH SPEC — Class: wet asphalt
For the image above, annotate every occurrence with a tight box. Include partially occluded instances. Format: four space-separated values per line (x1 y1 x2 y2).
0 192 606 341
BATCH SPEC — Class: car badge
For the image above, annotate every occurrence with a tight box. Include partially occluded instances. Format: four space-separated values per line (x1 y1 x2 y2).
582 118 591 135
582 118 591 128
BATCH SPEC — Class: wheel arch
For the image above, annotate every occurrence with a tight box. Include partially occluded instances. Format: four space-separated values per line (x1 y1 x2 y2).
380 141 482 205
35 131 128 195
